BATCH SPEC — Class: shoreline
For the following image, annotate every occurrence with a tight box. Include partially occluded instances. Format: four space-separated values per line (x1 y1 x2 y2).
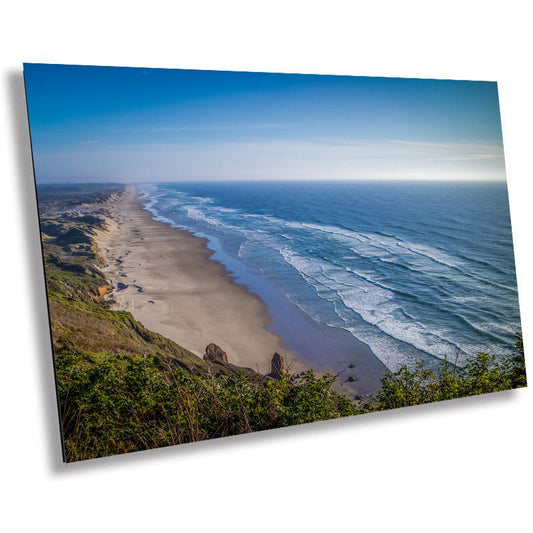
95 185 306 375
94 185 386 396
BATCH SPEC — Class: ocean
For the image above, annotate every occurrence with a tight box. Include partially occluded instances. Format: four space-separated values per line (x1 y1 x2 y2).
140 180 521 375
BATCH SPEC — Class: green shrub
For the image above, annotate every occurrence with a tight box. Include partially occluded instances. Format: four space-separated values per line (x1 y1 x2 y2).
365 334 526 411
56 352 359 461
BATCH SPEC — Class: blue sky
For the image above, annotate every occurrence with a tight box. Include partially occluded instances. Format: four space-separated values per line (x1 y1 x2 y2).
24 64 506 182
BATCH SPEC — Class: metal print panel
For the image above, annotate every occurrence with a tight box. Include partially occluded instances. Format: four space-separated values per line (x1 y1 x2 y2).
23 64 526 462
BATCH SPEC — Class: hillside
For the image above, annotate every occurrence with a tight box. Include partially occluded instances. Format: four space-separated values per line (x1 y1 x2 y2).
38 185 359 461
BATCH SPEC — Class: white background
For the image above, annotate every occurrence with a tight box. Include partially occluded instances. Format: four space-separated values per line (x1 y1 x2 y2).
1 1 531 531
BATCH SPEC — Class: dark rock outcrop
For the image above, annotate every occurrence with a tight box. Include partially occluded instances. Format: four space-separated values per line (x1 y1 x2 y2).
268 352 285 379
203 343 228 363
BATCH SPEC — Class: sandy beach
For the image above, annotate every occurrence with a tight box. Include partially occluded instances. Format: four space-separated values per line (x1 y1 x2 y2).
94 186 306 375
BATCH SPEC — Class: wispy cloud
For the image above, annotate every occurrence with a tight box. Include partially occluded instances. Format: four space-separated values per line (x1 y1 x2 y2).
389 139 504 161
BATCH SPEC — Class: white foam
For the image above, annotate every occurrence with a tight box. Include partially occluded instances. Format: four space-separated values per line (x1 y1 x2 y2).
289 221 462 276
278 246 473 366
397 242 458 268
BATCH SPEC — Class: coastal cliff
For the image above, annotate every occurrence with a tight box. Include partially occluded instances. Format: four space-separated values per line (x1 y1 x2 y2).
39 185 359 461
